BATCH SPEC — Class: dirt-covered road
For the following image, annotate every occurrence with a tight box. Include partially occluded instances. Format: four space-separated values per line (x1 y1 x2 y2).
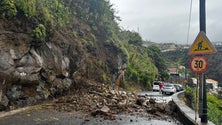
0 105 181 125
0 85 182 125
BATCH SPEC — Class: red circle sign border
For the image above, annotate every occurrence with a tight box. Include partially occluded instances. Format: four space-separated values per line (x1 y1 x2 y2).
189 56 208 74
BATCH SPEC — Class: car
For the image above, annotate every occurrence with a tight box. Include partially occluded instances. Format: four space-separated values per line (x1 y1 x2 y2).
152 81 163 91
174 84 184 92
162 83 176 95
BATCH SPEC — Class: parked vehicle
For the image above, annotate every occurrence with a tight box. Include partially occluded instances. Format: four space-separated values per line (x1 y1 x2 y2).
152 81 163 91
162 83 176 95
174 84 184 92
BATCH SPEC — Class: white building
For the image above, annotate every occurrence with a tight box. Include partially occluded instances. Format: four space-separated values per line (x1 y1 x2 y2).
191 78 218 90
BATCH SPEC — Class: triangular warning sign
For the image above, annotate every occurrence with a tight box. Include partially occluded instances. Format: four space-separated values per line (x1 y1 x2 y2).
188 31 216 55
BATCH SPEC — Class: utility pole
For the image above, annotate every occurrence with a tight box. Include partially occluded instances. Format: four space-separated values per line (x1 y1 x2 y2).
200 0 206 33
202 74 207 123
199 0 208 123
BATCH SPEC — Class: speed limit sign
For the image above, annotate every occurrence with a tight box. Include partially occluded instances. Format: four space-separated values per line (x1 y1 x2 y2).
189 56 208 74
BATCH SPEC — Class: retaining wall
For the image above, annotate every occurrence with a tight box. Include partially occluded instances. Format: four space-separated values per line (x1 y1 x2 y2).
172 91 214 125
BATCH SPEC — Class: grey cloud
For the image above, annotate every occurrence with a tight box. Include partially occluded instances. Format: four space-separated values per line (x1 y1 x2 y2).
110 0 222 44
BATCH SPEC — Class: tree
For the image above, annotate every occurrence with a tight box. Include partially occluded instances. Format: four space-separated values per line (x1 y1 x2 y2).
146 45 168 80
127 31 143 46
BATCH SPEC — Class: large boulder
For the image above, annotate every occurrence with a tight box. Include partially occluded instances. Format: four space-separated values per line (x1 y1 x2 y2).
6 85 24 102
13 48 43 85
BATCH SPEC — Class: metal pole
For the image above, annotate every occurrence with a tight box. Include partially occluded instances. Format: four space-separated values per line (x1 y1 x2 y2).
202 74 208 122
199 0 207 123
200 0 206 33
199 74 203 118
195 75 199 124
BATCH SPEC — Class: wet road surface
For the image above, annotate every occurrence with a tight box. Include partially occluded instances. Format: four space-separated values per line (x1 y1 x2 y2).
138 91 174 103
0 108 181 125
0 91 182 125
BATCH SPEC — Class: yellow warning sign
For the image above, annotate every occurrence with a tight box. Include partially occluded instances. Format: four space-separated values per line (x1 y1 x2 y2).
188 31 216 55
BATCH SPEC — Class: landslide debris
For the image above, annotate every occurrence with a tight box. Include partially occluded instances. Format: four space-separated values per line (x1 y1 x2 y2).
46 84 177 120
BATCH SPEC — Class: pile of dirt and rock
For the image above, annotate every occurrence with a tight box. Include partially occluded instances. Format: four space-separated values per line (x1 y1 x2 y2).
47 84 177 120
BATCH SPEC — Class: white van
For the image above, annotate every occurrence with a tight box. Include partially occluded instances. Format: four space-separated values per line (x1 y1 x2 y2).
152 81 162 91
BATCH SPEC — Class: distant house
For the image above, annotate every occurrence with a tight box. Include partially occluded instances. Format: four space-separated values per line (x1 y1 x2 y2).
179 65 185 70
168 68 178 74
161 44 177 52
190 77 218 90
168 68 179 83
206 79 218 90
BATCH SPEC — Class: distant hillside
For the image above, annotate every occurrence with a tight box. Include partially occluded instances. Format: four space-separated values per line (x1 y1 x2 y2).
162 45 222 83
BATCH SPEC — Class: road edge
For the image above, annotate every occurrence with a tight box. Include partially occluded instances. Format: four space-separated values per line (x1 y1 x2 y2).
172 91 215 125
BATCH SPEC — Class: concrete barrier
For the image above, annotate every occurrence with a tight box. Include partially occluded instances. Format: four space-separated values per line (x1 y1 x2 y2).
172 91 214 125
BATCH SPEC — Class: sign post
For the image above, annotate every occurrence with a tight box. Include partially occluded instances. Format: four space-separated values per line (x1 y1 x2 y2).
188 0 217 123
189 56 208 124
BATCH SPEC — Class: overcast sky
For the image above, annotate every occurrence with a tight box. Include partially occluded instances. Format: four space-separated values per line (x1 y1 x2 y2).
109 0 222 44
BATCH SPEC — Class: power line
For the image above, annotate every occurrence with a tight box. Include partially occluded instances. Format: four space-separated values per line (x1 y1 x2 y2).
186 0 193 45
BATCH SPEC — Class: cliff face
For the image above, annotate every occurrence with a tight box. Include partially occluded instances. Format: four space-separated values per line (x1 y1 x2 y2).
0 16 125 109
0 0 161 111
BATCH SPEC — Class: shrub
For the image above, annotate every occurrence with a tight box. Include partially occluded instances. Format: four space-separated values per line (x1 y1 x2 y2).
207 94 222 125
184 87 195 109
32 24 46 46
15 0 36 17
32 24 46 39
0 0 17 19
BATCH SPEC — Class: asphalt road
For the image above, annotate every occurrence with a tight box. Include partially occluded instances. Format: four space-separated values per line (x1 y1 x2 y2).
0 91 181 125
0 109 181 125
138 91 174 103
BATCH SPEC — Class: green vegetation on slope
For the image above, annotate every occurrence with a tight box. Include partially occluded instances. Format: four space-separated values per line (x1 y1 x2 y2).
118 31 169 88
146 45 168 81
162 46 222 83
0 0 168 89
0 0 17 18
185 87 222 125
208 94 222 125
123 43 158 88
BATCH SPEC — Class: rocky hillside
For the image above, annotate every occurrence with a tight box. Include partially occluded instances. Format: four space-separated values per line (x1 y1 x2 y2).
0 0 166 110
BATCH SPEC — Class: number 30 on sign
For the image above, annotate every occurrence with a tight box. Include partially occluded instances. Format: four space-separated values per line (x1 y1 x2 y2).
189 56 208 74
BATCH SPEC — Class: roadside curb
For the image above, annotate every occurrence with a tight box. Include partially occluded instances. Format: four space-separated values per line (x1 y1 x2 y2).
172 91 214 125
0 106 38 118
